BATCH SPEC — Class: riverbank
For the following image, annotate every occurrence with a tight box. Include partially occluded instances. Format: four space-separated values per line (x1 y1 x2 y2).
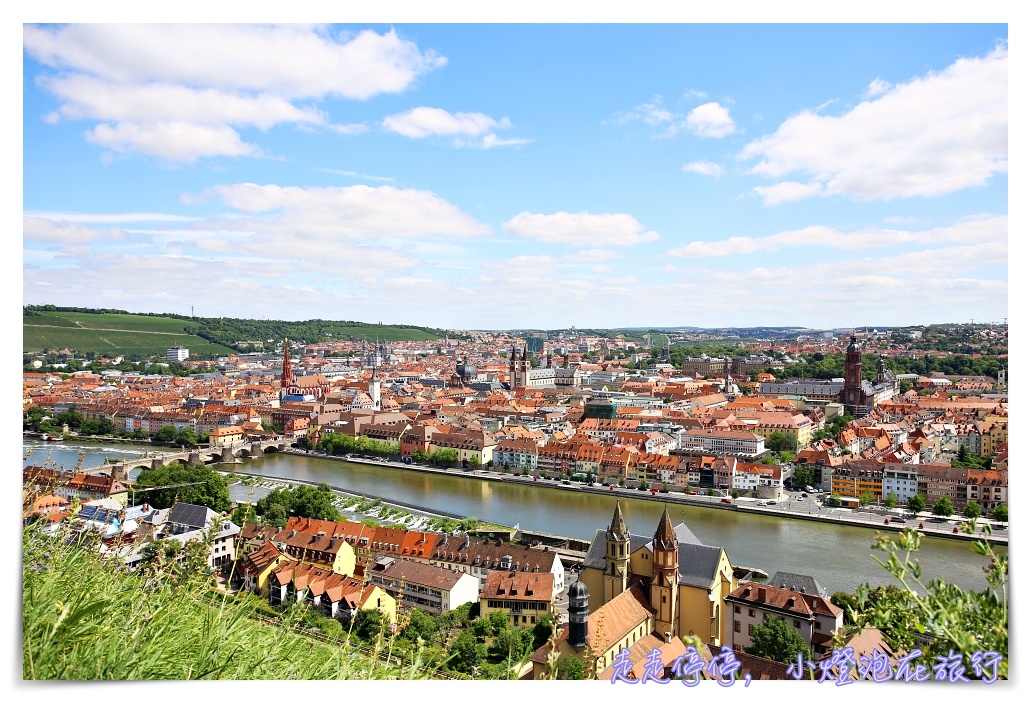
278 448 1008 547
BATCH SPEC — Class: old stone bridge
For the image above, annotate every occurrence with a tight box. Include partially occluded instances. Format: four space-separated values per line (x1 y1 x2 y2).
82 438 293 479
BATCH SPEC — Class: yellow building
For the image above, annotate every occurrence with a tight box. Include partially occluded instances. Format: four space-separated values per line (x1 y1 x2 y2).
533 503 737 678
480 570 554 627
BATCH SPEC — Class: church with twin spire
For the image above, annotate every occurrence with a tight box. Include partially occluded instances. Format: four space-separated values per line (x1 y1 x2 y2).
531 501 737 678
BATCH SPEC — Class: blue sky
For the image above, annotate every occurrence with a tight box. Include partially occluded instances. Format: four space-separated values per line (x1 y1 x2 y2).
21 21 1010 330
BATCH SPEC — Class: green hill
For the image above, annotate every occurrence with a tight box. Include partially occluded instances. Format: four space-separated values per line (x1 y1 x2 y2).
23 306 446 357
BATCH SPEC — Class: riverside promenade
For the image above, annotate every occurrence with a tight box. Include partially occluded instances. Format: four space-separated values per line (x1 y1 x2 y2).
264 448 1007 547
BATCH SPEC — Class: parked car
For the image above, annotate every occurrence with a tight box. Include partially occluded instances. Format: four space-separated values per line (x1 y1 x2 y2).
890 516 906 523
720 497 733 504
765 500 777 505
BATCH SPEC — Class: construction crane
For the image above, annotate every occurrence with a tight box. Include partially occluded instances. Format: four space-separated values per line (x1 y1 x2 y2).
128 481 207 508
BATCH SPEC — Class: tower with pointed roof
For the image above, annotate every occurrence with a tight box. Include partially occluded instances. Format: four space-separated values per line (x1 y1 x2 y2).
603 501 630 601
842 334 863 415
369 341 382 412
280 338 296 400
650 507 679 639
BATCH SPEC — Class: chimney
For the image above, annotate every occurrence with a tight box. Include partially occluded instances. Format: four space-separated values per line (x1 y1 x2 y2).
758 587 766 602
665 632 672 644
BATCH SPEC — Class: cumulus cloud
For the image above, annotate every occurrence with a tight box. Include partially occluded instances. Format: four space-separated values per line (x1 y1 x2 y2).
502 212 659 247
667 214 1007 257
609 95 735 139
197 183 491 240
682 160 725 177
685 102 737 138
381 106 525 148
24 25 445 161
752 181 824 206
740 45 1007 203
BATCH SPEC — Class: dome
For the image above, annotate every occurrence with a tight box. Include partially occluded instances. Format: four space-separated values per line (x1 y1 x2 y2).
569 580 589 600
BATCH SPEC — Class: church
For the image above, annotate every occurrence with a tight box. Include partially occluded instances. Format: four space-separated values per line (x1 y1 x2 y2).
758 334 899 417
531 502 736 679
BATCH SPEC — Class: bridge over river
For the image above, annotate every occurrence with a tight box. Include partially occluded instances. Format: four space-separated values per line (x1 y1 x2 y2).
79 438 293 478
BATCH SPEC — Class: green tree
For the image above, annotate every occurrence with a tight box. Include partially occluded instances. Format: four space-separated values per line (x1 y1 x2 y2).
402 608 439 645
264 503 288 528
765 431 792 452
430 448 458 467
489 627 533 662
830 591 860 626
256 483 340 522
884 492 899 509
744 616 811 664
153 425 177 443
489 609 510 636
963 501 981 520
825 493 842 507
908 494 926 513
791 465 814 491
458 517 479 533
448 631 485 675
531 614 556 649
731 490 740 499
992 503 1008 522
932 496 954 517
354 608 384 641
556 656 584 680
470 616 491 638
838 525 1008 680
175 426 198 446
131 463 231 512
859 490 875 507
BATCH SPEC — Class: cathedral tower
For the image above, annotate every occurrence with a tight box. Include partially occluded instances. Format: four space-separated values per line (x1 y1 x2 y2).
603 501 631 602
650 507 679 639
280 338 295 400
842 335 864 415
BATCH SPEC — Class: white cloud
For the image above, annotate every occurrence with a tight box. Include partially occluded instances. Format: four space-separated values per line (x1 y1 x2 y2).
864 78 892 98
87 121 261 162
685 102 737 138
24 25 444 99
25 211 201 223
502 212 659 247
25 25 445 161
682 160 724 177
316 168 394 182
752 181 824 206
198 183 491 240
608 98 674 126
740 45 1007 203
381 107 524 148
23 216 124 243
667 215 1007 258
328 123 370 136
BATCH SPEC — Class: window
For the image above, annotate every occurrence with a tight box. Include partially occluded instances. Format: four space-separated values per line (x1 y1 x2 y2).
749 609 755 617
748 624 753 636
794 620 801 628
734 621 740 633
815 622 822 630
734 605 740 614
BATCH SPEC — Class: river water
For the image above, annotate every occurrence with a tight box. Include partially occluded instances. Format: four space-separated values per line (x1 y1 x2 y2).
24 439 1005 596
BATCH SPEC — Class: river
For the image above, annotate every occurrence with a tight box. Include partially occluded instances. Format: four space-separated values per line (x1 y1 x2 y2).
24 439 1005 596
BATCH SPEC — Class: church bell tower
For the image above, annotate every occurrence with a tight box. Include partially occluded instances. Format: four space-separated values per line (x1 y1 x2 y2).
650 507 679 639
603 501 631 602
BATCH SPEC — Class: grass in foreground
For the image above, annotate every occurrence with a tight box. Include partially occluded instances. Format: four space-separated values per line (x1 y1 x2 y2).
21 523 441 680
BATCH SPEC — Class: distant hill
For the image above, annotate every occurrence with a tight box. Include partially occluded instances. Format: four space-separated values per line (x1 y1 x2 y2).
23 306 445 357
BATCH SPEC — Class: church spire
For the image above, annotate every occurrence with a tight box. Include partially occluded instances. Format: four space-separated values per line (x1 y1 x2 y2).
607 500 629 540
280 338 294 394
654 506 677 550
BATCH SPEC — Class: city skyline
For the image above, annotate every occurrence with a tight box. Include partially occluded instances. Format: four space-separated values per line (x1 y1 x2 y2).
22 21 1009 331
